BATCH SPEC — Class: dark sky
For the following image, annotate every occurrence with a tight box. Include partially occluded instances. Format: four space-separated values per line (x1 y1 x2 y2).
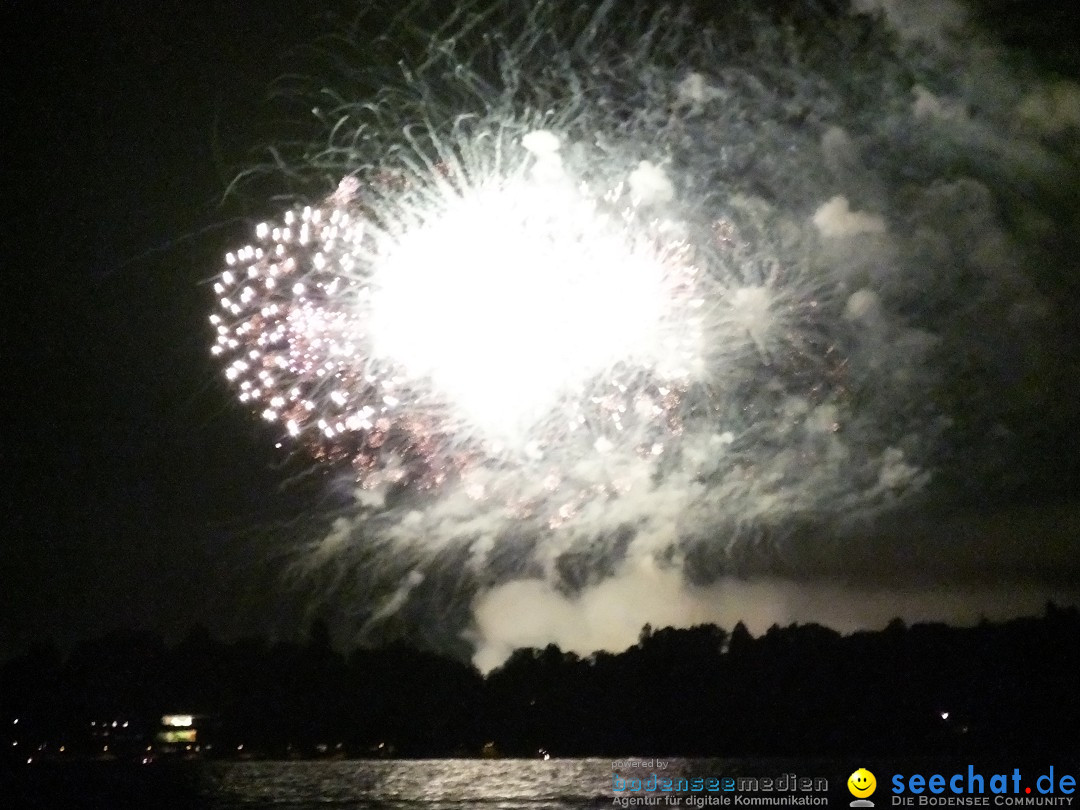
3 0 1080 662
2 0 356 657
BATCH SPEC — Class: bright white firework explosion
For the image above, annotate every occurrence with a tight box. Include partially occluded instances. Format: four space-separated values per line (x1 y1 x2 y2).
215 128 707 493
212 0 1080 665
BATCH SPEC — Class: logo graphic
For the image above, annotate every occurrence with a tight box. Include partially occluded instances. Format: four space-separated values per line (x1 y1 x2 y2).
848 768 877 807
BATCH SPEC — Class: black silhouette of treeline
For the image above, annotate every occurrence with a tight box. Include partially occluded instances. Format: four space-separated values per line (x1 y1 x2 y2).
3 605 1078 760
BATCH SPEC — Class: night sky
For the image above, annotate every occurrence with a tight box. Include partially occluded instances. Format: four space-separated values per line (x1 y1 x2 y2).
2 0 353 656
3 0 1080 664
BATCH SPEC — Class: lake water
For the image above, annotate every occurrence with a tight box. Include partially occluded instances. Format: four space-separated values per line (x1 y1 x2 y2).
3 758 850 808
7 757 1076 808
204 758 615 808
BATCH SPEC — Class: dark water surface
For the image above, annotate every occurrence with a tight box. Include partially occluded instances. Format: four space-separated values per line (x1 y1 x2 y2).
4 757 1077 809
0 758 825 809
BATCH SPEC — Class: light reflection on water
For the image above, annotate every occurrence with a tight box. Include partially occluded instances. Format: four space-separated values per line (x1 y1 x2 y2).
202 758 664 809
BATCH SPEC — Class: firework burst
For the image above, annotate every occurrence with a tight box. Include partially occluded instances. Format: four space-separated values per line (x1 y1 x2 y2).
205 0 1074 653
210 2 913 553
212 119 721 508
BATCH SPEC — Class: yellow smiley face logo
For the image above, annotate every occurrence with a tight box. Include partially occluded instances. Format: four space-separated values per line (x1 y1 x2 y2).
848 768 877 798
